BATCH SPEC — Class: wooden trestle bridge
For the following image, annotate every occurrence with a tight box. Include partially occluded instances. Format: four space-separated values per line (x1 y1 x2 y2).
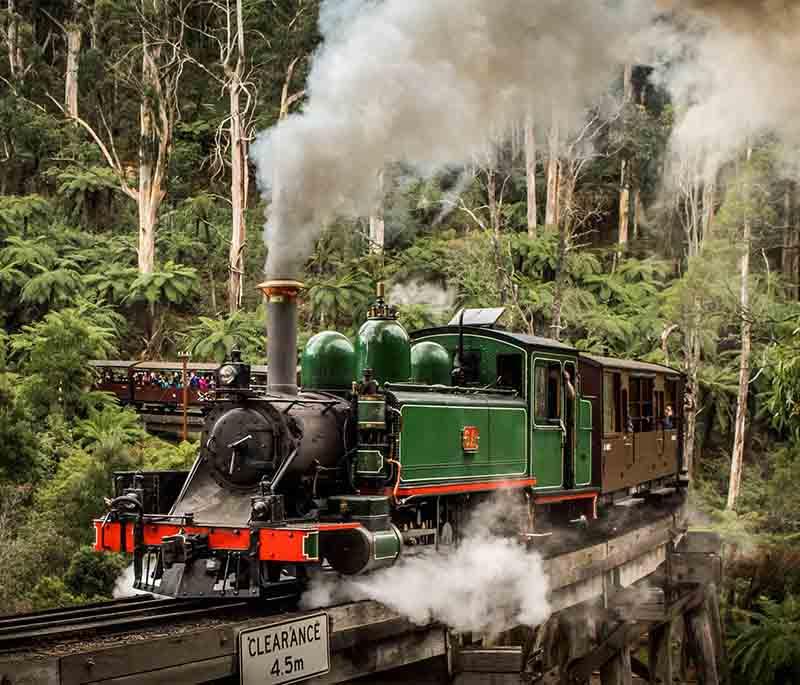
1 502 726 685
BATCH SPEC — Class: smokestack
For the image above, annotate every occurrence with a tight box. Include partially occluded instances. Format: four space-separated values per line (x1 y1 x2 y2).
258 279 303 395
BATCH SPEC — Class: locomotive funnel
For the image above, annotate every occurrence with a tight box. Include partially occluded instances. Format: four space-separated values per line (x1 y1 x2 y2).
258 279 303 395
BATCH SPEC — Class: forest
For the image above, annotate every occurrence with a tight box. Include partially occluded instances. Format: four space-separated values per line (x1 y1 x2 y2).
2 0 800 681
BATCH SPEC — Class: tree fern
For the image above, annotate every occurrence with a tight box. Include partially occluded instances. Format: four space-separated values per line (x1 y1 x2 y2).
731 595 800 684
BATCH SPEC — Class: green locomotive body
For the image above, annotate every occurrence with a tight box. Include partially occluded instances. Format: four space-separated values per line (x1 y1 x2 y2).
95 286 685 598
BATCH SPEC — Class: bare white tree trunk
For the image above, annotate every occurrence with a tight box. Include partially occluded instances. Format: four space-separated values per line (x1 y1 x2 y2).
65 22 82 117
524 113 537 236
618 158 631 245
227 0 248 313
727 148 753 511
703 182 716 237
137 21 162 275
675 165 705 479
369 168 385 253
6 0 22 78
545 118 560 227
617 65 633 249
134 0 182 274
684 327 700 478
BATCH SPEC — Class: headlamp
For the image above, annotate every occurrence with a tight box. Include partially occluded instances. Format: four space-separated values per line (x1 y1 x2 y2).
219 364 237 386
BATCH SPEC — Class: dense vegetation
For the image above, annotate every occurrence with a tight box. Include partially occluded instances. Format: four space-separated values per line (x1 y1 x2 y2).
3 0 800 680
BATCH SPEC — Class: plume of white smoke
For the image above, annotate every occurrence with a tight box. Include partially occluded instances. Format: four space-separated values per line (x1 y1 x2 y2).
301 494 550 636
389 279 456 315
656 0 800 182
253 0 656 278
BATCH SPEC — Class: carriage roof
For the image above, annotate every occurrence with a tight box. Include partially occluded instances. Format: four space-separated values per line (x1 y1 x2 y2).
581 353 683 377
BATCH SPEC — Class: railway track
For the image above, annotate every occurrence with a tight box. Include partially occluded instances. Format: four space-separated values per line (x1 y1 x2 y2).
0 594 251 650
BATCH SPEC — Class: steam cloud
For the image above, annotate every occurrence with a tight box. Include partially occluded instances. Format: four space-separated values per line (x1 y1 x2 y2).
253 0 653 278
301 495 551 636
659 0 800 180
253 0 800 274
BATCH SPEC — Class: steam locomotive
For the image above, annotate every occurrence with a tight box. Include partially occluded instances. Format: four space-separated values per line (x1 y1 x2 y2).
94 280 686 599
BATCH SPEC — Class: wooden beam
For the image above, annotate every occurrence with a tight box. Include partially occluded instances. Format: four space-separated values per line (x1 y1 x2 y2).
648 622 673 685
684 604 720 685
457 647 523 673
600 648 633 685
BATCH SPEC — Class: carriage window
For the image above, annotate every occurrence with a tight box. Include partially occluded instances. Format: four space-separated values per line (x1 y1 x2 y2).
629 377 654 433
496 354 523 393
603 372 622 433
666 379 678 415
535 360 562 424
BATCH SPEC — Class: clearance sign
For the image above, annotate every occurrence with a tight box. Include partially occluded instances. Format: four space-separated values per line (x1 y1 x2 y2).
238 612 330 685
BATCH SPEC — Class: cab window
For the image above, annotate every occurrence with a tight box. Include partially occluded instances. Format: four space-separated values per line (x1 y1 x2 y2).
535 360 562 424
496 353 523 394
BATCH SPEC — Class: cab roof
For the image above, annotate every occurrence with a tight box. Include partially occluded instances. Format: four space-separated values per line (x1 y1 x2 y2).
412 326 577 353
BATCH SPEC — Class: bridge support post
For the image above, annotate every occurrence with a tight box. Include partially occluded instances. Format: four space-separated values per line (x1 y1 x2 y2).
647 620 673 685
600 647 632 685
684 600 720 685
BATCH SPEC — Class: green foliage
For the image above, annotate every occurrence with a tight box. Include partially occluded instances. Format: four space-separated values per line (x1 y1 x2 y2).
731 595 800 685
126 261 200 306
64 547 126 599
75 406 146 452
11 306 119 419
183 309 267 362
306 269 374 330
0 374 43 482
140 439 198 470
30 576 82 611
0 196 54 236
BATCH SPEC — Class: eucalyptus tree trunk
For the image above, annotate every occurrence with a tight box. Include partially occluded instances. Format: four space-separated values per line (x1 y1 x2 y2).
485 161 506 302
703 182 716 237
617 66 633 251
137 47 164 275
684 327 700 478
545 119 560 227
618 158 631 245
727 147 753 511
6 0 23 79
227 0 248 313
782 185 798 300
135 0 181 275
65 21 82 117
524 113 537 236
368 169 385 253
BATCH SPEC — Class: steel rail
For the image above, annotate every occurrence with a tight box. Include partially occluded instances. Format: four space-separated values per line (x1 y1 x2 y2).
0 595 253 650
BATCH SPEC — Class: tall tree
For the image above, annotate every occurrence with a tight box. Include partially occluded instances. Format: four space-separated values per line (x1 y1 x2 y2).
727 147 753 511
4 0 24 79
782 183 798 300
221 0 252 312
617 65 633 249
64 4 82 117
369 169 385 253
57 0 190 275
524 112 537 236
545 115 560 228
